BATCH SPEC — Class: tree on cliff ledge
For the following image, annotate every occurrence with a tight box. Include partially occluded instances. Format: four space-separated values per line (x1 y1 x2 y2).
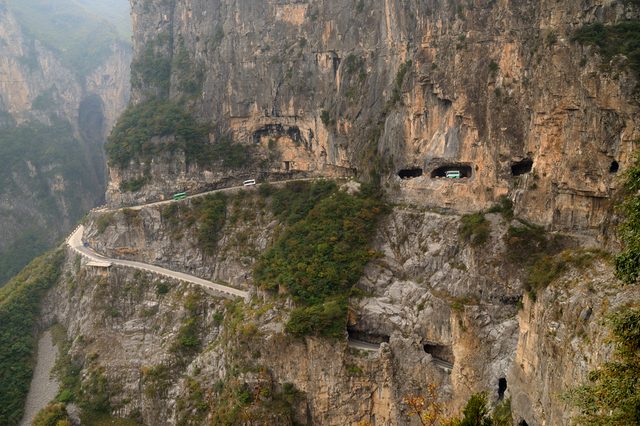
567 307 640 425
614 152 640 285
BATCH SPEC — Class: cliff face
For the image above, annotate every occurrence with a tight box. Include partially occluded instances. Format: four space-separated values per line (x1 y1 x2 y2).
42 194 635 425
32 0 640 425
0 3 131 284
119 0 638 236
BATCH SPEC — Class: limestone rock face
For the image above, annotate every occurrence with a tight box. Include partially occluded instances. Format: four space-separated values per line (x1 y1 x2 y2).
120 0 639 235
49 198 638 425
508 263 635 426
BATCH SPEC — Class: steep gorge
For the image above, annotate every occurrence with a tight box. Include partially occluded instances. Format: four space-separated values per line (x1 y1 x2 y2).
0 2 131 284
12 0 640 425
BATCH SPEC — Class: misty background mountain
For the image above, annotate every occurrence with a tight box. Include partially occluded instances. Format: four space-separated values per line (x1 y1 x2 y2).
0 0 131 286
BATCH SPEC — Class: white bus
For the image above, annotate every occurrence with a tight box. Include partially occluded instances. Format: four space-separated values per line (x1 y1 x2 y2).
243 179 256 186
445 171 461 179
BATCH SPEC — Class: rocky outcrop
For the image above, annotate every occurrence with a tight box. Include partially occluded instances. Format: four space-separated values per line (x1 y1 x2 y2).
86 188 278 288
508 260 633 425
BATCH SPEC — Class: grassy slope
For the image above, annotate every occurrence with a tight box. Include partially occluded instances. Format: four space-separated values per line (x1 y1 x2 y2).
0 249 64 426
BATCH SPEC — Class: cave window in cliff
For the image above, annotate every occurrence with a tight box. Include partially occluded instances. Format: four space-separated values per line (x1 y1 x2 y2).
398 168 423 179
423 342 455 368
284 161 291 171
498 377 507 400
610 160 619 173
430 165 472 179
511 158 533 176
347 328 389 345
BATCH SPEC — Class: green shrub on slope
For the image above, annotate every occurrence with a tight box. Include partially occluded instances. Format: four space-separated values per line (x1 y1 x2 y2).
255 186 386 337
615 152 640 284
106 99 253 170
573 21 640 80
105 99 206 168
566 307 640 424
459 213 491 246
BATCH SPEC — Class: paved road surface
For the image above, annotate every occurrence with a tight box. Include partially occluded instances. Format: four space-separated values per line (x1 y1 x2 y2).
67 226 248 300
432 358 454 371
347 339 454 371
347 339 381 352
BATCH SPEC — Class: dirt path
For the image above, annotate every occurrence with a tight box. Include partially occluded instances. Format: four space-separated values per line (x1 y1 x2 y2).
19 331 59 426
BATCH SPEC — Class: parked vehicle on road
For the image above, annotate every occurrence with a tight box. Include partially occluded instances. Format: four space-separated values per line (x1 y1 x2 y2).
445 171 461 179
172 192 188 200
243 179 256 186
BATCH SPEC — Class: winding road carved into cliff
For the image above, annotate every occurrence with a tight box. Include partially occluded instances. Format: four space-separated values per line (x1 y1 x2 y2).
69 179 324 301
67 225 248 300
67 178 451 362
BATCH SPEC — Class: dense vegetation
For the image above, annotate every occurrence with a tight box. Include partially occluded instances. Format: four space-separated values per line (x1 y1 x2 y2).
6 0 130 76
263 180 337 224
130 34 172 96
105 99 253 171
567 307 640 424
573 21 640 80
254 181 387 337
105 99 205 167
0 249 63 426
45 325 139 425
0 228 49 287
459 213 491 246
404 386 511 425
32 403 71 426
0 120 99 286
615 152 640 284
193 195 228 255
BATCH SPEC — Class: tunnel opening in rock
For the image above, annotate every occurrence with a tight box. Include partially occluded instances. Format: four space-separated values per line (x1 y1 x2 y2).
498 377 507 400
284 161 291 171
347 329 390 345
423 342 455 367
511 158 533 176
518 421 529 426
430 164 472 179
609 160 619 173
253 124 304 146
398 168 423 179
